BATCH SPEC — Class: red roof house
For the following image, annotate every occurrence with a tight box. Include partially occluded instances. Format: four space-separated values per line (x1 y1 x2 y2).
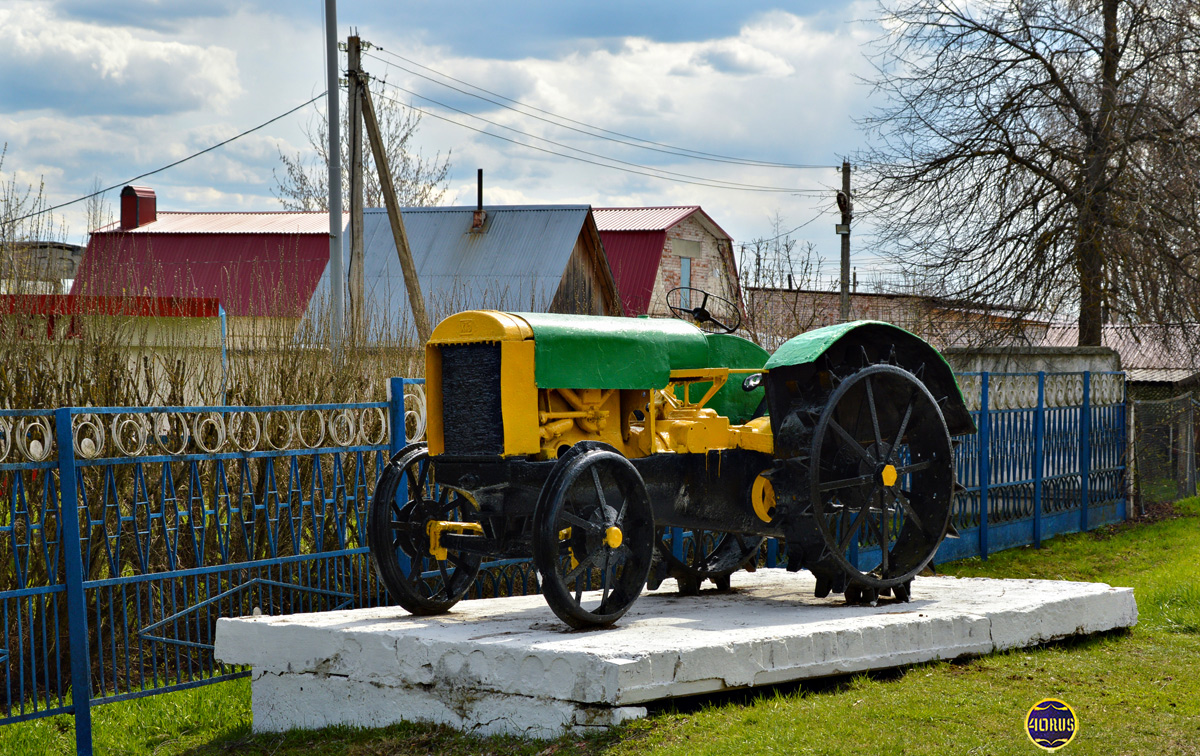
72 186 338 319
593 206 741 317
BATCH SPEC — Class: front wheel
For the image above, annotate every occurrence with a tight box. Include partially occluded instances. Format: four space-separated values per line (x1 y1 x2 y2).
367 445 482 615
532 449 655 628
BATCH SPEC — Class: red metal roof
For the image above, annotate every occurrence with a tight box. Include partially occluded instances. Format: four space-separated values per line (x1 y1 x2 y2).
93 211 336 235
593 206 732 240
594 206 698 231
73 229 330 317
0 293 220 318
598 230 667 316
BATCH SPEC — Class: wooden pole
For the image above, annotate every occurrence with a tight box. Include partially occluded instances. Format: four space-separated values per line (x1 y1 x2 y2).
347 35 365 341
838 160 851 322
358 72 432 343
324 0 344 345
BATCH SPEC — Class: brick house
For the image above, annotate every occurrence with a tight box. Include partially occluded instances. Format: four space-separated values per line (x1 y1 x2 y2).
744 286 1051 350
593 206 741 319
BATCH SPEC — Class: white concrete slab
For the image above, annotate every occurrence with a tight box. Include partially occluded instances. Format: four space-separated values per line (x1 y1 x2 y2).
214 571 1136 738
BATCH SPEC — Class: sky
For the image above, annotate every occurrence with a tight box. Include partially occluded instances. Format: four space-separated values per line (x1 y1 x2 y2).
0 0 890 285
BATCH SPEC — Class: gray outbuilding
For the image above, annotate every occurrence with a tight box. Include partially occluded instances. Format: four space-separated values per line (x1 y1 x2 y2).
310 204 622 336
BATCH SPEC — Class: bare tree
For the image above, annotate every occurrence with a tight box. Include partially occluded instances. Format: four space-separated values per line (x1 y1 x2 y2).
860 0 1200 345
273 79 452 211
740 214 828 347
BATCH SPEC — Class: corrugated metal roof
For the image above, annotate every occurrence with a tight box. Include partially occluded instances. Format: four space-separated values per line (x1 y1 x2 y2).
598 231 666 316
1041 324 1200 378
592 206 733 241
593 206 700 232
311 205 599 331
93 211 337 235
1126 368 1198 384
72 232 330 317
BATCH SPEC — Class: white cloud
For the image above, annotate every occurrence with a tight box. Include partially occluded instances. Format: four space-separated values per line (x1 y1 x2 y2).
384 8 874 256
0 1 242 116
2 0 892 278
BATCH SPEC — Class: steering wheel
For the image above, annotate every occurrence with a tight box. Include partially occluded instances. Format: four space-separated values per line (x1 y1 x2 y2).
666 287 742 334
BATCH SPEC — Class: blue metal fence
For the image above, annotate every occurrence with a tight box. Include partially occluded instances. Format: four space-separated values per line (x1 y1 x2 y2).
932 371 1126 564
0 371 1126 754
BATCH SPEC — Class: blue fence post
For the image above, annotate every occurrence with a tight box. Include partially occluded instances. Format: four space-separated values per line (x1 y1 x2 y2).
1033 372 1045 548
387 377 408 456
979 373 990 560
671 527 684 561
1080 372 1091 531
386 378 412 578
54 408 92 756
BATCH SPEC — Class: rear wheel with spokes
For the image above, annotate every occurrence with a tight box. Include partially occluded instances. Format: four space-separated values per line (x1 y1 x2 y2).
367 445 482 615
809 364 953 599
532 449 655 628
654 528 763 593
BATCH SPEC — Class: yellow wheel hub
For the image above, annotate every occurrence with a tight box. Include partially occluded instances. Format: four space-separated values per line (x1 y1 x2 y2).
881 464 898 488
752 475 776 523
604 526 623 549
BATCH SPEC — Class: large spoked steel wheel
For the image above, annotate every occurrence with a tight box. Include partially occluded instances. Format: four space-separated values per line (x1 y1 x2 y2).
810 364 953 599
532 449 655 628
654 529 763 593
367 445 482 615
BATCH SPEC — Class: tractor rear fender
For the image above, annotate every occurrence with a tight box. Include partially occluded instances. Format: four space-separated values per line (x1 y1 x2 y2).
762 321 977 438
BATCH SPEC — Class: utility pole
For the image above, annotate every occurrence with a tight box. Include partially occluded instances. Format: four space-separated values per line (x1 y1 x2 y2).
324 0 344 345
347 34 365 342
358 60 432 343
836 160 852 322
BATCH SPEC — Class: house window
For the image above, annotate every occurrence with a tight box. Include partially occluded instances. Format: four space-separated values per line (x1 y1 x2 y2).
680 257 691 309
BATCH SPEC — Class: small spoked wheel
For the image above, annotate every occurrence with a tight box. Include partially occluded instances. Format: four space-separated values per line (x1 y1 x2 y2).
810 364 954 598
367 445 482 615
532 449 655 628
655 528 763 593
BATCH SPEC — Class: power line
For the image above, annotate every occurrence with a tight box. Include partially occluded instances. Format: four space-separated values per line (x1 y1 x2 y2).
8 93 326 225
371 77 823 195
372 87 825 196
366 47 834 170
751 209 833 243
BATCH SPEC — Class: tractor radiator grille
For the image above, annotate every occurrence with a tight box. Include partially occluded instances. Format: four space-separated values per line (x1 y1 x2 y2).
440 342 504 456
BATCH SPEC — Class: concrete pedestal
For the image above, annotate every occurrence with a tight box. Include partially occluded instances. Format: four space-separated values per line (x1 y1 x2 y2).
214 571 1136 738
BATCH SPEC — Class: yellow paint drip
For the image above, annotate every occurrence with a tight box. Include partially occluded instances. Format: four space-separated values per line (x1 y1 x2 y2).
882 464 898 487
604 526 623 549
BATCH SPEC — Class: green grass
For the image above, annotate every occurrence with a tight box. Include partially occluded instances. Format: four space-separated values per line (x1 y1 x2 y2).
6 498 1200 755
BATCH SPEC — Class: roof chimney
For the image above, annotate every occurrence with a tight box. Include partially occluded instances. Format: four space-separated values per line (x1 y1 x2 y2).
120 186 156 230
471 169 486 231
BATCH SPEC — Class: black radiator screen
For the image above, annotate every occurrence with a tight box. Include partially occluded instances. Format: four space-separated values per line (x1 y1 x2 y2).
440 343 504 455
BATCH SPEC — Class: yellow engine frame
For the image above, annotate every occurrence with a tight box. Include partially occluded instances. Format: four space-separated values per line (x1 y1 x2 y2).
425 311 773 460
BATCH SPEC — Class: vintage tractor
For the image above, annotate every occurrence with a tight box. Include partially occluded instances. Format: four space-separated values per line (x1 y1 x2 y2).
367 290 976 628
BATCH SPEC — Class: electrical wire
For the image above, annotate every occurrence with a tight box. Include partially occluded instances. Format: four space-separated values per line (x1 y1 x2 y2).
366 47 833 170
371 87 825 195
8 93 326 225
371 77 824 194
752 209 832 243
